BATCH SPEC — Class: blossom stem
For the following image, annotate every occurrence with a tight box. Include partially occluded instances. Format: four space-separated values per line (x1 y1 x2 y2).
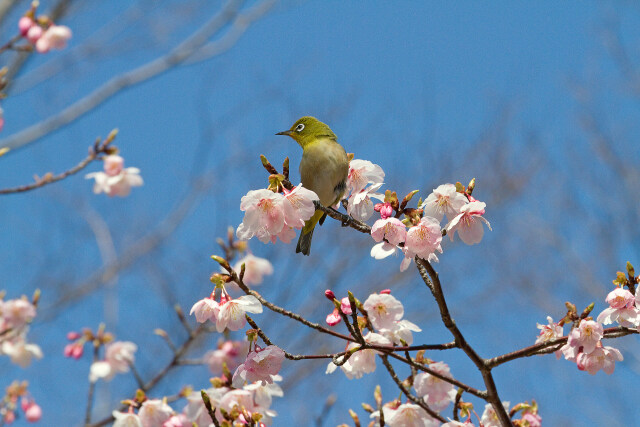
228 270 356 342
84 343 101 425
380 355 447 423
416 258 512 425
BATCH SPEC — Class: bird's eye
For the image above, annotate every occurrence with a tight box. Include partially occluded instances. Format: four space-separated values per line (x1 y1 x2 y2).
295 123 305 132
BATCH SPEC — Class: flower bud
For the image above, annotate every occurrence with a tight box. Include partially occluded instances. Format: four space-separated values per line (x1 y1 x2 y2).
18 17 34 36
324 290 336 300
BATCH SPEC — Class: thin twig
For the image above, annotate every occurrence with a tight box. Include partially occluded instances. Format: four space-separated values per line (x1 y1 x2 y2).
84 343 100 426
380 355 446 423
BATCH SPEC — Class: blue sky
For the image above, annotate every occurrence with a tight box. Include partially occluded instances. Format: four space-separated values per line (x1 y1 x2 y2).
1 1 639 425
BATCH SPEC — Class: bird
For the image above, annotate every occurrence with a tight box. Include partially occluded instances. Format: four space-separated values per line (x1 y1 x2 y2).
276 116 349 255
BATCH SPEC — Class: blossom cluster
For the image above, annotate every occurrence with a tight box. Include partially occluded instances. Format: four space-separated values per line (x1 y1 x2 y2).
326 292 421 379
370 183 491 271
536 284 640 375
18 14 71 54
112 375 284 427
0 296 42 368
236 184 318 244
0 381 42 424
190 293 262 332
85 154 143 197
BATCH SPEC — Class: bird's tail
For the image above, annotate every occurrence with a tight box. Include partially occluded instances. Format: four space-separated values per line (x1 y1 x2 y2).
296 210 324 255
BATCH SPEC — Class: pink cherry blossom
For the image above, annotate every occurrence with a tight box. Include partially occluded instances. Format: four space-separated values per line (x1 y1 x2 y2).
480 402 510 427
363 293 404 330
347 159 384 194
89 341 137 382
384 403 439 427
113 410 143 427
189 297 219 323
233 253 273 286
371 217 407 246
232 345 286 387
64 342 84 359
413 361 456 412
347 182 384 222
35 24 72 53
282 184 318 228
1 339 43 367
0 298 36 328
215 295 262 332
535 316 563 358
597 288 640 327
445 201 491 245
204 340 250 374
162 415 187 427
326 332 392 379
379 319 422 345
236 189 286 243
138 399 173 427
567 319 603 354
405 216 443 261
576 344 623 375
85 158 143 197
182 387 228 425
219 389 256 416
420 184 468 222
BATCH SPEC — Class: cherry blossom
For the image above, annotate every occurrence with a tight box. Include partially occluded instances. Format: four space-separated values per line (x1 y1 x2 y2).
596 288 640 327
347 159 385 194
138 399 173 427
282 184 318 228
445 201 491 245
85 155 143 197
405 216 443 262
535 316 563 358
89 341 137 382
378 319 421 345
113 410 143 427
413 361 456 412
363 293 404 330
35 24 72 53
480 402 510 427
189 297 219 323
371 216 407 246
237 187 317 244
521 412 542 427
182 387 228 425
383 403 439 427
566 319 603 355
204 339 250 374
215 295 263 332
1 339 42 367
24 402 42 422
233 253 274 286
420 184 468 222
347 182 384 221
576 344 623 375
326 308 342 326
18 17 33 36
326 332 392 379
232 345 286 387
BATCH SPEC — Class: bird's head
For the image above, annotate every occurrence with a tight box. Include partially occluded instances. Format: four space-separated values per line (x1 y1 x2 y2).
276 116 337 148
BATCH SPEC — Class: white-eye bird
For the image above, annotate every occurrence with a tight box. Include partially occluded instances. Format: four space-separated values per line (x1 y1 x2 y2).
276 116 348 255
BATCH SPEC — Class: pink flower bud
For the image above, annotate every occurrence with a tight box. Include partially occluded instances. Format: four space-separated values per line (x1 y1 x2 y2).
326 308 342 326
340 297 352 315
21 398 31 412
18 17 34 36
380 289 391 294
25 404 42 422
26 25 43 44
71 344 84 359
67 331 80 340
63 343 74 357
324 290 336 300
4 410 15 424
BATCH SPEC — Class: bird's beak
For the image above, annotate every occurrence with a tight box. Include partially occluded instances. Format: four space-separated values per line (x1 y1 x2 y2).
276 130 292 136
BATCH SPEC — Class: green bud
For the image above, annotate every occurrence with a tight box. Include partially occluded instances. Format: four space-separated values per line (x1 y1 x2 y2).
627 261 635 278
467 178 476 195
361 403 374 413
211 255 230 271
348 409 361 427
455 182 465 193
374 385 382 406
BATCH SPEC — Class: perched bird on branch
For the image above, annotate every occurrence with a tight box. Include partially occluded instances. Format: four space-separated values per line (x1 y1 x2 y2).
277 116 348 255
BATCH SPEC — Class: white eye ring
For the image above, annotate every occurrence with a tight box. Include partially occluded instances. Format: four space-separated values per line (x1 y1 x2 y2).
295 123 305 132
